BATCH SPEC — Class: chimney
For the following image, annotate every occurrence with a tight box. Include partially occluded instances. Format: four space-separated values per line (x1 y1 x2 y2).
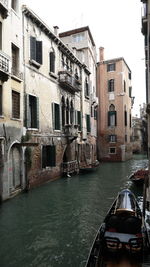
99 47 104 61
53 26 59 36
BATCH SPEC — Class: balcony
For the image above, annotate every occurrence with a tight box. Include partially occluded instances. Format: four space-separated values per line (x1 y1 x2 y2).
58 71 81 93
62 160 79 176
0 51 10 81
0 0 8 18
63 124 78 142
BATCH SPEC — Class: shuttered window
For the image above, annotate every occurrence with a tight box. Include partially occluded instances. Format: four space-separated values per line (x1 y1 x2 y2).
30 36 43 65
49 51 55 73
0 22 2 50
52 103 60 130
107 63 116 72
25 94 39 129
42 145 56 168
12 90 20 119
86 114 91 133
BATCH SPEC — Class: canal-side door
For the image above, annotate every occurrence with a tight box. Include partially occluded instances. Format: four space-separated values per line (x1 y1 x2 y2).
9 145 21 192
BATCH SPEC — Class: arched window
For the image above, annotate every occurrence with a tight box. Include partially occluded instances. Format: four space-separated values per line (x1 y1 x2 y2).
49 49 55 73
61 96 65 127
70 100 74 124
66 98 69 125
108 104 117 126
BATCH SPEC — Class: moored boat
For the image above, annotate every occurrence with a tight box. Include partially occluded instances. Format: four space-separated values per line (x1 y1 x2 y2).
85 189 150 267
129 169 149 185
80 160 100 174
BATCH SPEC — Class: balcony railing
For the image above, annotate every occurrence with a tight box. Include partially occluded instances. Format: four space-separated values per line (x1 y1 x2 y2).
0 0 8 18
62 160 79 176
0 51 9 81
58 71 81 92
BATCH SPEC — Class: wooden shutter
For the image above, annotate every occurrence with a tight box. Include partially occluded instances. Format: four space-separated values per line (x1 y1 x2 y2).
49 145 56 166
115 111 117 126
77 111 81 131
86 114 91 133
12 91 20 119
50 52 55 73
25 94 30 128
36 41 42 64
55 103 60 130
30 36 36 61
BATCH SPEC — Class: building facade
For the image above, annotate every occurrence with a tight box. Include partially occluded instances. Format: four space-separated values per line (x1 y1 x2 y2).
0 0 25 201
141 0 150 208
21 8 98 189
97 47 133 162
0 2 98 201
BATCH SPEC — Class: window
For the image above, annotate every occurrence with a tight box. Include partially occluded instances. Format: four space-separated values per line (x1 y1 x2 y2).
11 43 19 77
66 98 69 125
42 145 56 168
94 107 97 120
124 110 127 126
85 78 89 97
129 113 131 128
125 135 127 142
107 63 115 72
49 50 55 73
109 147 116 154
109 135 117 143
73 33 84 43
129 72 131 80
12 90 20 119
0 22 2 50
30 36 42 65
77 110 81 131
25 94 39 129
124 80 126 92
129 87 132 98
86 114 91 133
11 0 18 12
108 79 114 92
0 85 2 116
61 96 65 127
52 103 60 130
108 104 117 127
70 100 74 124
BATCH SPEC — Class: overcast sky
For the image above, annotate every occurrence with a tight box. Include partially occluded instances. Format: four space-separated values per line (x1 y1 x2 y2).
23 0 146 117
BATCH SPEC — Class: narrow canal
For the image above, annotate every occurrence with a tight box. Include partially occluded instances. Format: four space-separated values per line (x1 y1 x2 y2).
0 155 149 267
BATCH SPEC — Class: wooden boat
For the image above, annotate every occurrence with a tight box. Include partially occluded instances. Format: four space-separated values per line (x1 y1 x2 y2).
85 189 150 267
80 160 100 174
129 169 149 185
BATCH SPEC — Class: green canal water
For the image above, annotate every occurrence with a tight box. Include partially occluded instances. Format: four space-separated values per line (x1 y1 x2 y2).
0 155 149 267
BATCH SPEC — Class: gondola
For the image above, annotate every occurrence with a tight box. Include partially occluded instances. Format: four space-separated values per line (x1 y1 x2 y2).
129 168 149 186
85 189 150 267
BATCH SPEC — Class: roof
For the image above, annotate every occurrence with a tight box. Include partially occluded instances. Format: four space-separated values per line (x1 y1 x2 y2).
59 26 95 47
22 6 90 73
98 57 131 73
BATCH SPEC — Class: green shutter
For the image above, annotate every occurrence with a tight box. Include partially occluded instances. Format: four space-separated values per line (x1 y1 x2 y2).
36 97 39 129
36 41 43 64
25 94 30 128
108 111 110 126
49 145 56 167
30 36 36 61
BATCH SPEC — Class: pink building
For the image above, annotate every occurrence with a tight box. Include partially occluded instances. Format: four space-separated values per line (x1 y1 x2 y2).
97 48 133 161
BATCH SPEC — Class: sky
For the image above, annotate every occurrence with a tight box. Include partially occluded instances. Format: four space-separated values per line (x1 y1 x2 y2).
23 0 146 117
